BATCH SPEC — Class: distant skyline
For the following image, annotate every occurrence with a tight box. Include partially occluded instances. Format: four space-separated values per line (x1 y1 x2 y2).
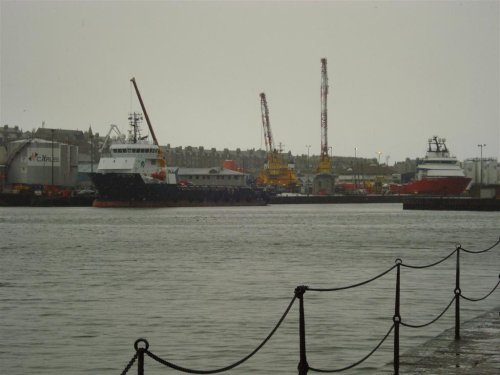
1 0 499 163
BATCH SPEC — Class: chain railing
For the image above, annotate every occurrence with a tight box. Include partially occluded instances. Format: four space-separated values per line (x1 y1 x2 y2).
120 236 500 374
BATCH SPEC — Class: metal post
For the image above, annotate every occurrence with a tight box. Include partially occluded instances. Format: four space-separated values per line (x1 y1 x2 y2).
295 286 309 375
134 339 149 375
306 145 311 196
90 132 94 173
137 348 144 375
354 147 357 188
394 259 402 375
477 144 486 187
455 247 461 340
51 129 55 186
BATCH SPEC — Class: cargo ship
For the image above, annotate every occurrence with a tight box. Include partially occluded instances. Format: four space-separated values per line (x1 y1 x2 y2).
392 136 471 195
90 78 268 207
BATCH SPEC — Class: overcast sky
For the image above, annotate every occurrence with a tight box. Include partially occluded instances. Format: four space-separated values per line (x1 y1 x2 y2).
1 0 499 163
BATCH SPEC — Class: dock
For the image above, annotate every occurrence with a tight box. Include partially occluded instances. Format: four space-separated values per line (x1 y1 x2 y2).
380 306 500 374
403 197 500 211
270 194 405 204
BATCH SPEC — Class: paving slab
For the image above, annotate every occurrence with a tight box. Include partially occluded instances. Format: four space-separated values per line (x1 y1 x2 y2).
379 306 500 374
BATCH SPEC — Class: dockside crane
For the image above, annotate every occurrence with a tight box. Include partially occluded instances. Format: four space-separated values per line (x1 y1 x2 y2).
257 93 297 190
260 92 277 162
130 77 166 181
317 58 332 174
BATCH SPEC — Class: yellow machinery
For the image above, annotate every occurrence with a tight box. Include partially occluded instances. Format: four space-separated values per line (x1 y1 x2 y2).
257 93 298 190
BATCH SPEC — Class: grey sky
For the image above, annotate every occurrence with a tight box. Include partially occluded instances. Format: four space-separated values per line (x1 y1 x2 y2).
1 0 499 163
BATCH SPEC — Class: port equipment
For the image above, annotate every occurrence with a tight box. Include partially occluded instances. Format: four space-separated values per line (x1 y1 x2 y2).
99 124 124 153
317 58 332 174
130 77 166 180
257 93 297 191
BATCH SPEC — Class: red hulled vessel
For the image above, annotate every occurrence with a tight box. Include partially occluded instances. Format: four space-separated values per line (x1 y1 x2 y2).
392 136 471 195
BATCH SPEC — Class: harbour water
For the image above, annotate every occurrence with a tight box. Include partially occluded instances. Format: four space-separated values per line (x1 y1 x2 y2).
0 203 499 374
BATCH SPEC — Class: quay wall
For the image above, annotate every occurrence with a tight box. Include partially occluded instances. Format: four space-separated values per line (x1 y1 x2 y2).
403 197 500 211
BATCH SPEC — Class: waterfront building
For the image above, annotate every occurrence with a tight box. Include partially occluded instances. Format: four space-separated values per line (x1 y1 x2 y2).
463 158 499 185
5 138 78 188
0 125 24 145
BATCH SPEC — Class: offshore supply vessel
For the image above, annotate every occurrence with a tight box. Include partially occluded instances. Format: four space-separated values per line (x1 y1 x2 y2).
90 78 268 207
394 136 471 195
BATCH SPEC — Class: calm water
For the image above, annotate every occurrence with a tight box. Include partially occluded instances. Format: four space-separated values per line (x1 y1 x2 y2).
0 204 499 374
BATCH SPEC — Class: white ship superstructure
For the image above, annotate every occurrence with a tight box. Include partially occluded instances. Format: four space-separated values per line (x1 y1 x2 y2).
416 137 467 179
96 113 175 183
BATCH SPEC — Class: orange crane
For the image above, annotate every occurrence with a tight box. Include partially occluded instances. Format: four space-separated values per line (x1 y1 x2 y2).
317 58 332 174
130 77 167 181
257 93 297 190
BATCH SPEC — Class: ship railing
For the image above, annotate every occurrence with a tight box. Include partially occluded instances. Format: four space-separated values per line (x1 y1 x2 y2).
120 237 500 375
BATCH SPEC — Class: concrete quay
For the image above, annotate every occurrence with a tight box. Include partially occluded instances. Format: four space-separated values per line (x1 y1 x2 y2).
380 306 500 374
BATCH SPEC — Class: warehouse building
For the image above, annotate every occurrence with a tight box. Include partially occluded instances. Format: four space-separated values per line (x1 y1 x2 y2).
5 138 78 187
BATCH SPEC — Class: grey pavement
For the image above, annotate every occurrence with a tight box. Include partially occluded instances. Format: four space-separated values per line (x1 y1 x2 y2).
379 306 500 374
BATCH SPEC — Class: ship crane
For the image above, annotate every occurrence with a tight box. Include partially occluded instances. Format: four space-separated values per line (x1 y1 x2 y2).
257 93 297 190
317 58 332 174
130 77 166 181
260 93 277 156
99 124 124 153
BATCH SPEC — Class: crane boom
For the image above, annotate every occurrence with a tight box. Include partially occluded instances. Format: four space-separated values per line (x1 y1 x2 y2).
257 92 298 190
321 58 328 157
260 93 275 154
99 124 123 153
130 77 166 181
130 77 160 147
318 58 332 173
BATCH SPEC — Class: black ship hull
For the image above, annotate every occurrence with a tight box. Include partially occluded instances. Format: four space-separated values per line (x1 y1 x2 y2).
90 173 269 207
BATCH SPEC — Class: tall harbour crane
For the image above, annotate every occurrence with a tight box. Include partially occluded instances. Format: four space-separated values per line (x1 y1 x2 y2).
260 92 276 157
257 93 297 190
317 58 332 174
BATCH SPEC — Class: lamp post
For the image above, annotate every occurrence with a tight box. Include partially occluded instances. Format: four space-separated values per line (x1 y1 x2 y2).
306 145 311 171
477 144 486 187
354 147 358 188
90 133 94 173
51 129 55 186
306 145 311 195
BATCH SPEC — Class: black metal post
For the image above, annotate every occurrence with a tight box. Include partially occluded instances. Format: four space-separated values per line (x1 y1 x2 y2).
394 260 402 375
137 348 144 375
295 286 309 375
134 339 149 375
455 247 461 340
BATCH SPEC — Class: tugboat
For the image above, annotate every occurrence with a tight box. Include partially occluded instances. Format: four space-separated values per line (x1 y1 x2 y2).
397 136 471 195
90 78 268 207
